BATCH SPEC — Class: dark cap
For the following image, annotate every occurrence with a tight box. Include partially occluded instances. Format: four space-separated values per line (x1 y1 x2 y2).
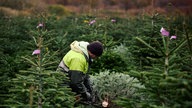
87 41 103 57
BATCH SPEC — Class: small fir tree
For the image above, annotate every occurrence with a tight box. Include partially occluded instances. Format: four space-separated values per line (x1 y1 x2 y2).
90 70 144 108
6 19 75 108
126 26 192 108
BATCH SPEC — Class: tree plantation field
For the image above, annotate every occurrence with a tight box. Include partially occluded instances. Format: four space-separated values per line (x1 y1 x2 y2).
0 12 192 107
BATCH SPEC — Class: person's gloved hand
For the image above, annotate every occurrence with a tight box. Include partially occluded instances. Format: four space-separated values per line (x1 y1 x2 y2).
82 92 92 101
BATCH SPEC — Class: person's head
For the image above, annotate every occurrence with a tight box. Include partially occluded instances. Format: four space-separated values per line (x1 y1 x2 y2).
87 41 103 59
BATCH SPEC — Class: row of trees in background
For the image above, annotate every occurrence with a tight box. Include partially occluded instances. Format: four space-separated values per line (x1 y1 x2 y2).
0 0 192 16
44 0 192 9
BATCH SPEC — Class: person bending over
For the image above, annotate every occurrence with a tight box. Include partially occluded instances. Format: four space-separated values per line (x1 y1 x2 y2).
57 40 103 101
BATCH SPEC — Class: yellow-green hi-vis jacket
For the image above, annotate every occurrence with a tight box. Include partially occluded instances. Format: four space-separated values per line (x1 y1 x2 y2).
58 41 93 95
63 41 90 74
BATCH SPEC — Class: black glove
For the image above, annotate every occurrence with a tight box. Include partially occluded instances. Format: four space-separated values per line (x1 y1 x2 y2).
84 74 93 93
81 91 92 101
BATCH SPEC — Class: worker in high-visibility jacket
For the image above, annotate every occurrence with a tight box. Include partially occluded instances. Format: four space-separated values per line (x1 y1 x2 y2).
57 40 103 101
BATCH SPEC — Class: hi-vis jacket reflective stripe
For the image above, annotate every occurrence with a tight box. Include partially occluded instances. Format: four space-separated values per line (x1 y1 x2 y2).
58 60 69 72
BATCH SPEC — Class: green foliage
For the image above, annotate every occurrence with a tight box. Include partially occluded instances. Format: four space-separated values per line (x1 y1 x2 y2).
126 68 192 108
123 15 192 108
90 70 144 107
91 49 128 73
0 16 37 105
4 17 75 107
6 70 75 108
112 44 136 70
0 12 192 108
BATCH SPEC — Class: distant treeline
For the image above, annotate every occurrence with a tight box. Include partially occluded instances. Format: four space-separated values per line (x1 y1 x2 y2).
44 0 192 12
0 0 192 16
